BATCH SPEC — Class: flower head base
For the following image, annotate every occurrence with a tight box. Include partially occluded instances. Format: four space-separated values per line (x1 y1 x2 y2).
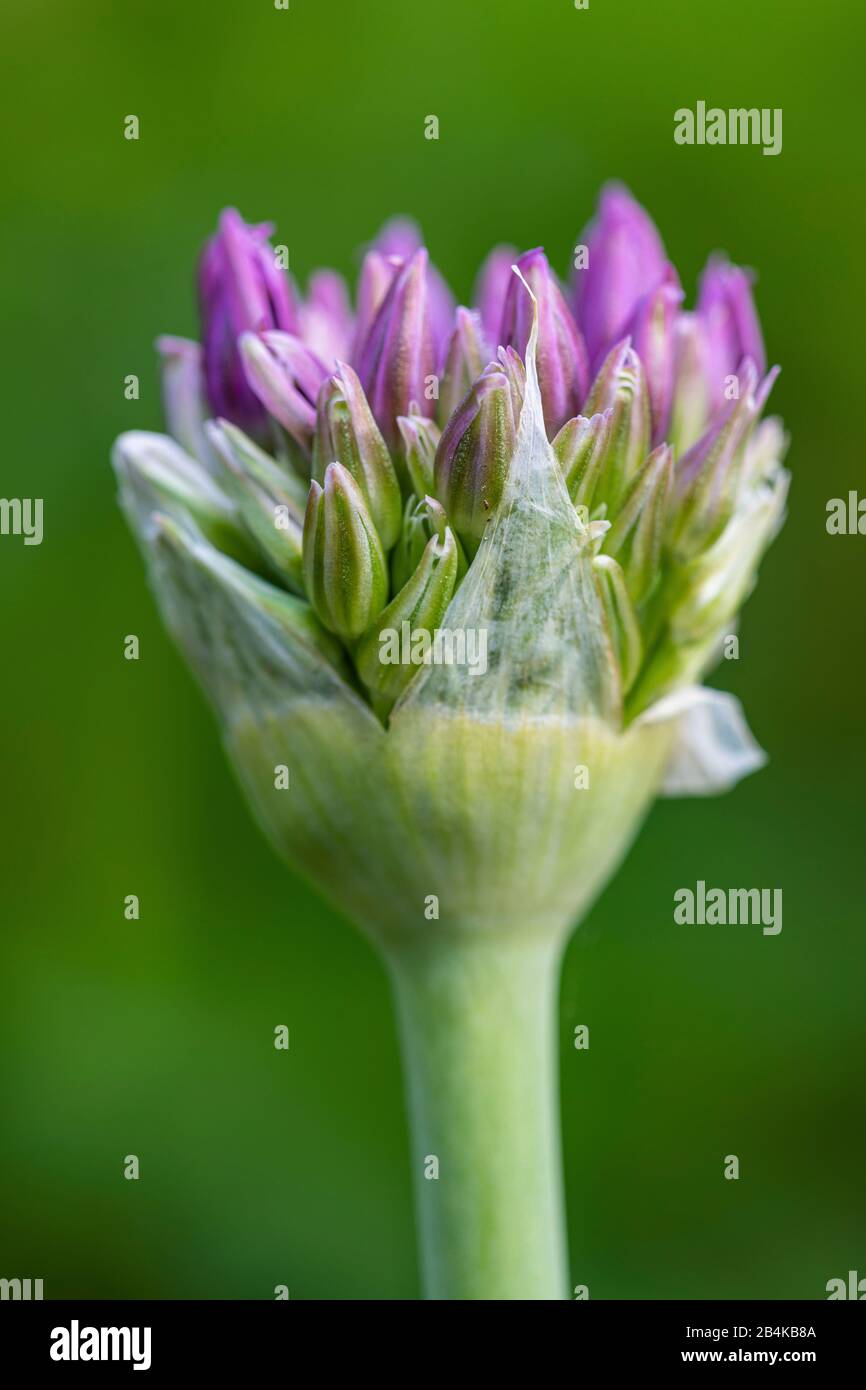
116 192 787 943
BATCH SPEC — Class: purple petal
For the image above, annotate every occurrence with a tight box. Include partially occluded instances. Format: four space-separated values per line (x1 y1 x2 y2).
372 216 423 261
299 270 354 367
351 250 403 363
240 330 329 446
573 183 667 368
473 244 518 344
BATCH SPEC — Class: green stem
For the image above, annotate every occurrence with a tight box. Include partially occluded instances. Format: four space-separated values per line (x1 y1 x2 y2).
387 933 568 1300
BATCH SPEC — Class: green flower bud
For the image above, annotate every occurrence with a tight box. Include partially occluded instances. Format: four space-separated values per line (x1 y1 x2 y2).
552 410 612 513
741 416 788 492
355 524 459 716
312 362 402 550
670 362 778 562
593 553 643 695
626 452 787 718
433 364 521 551
602 444 673 605
425 494 468 583
208 420 307 594
495 344 527 413
391 492 468 593
583 340 650 515
303 462 389 640
397 410 441 499
669 313 709 456
391 494 428 594
670 467 788 644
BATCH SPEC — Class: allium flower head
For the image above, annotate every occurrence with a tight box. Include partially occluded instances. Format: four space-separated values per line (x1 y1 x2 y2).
114 192 788 941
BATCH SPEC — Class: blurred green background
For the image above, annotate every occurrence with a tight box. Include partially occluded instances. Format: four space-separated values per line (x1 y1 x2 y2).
1 0 863 1299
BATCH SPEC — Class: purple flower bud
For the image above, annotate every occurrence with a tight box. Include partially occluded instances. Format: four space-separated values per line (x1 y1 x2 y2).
433 364 521 549
352 250 403 361
696 256 766 413
623 267 683 446
499 249 589 437
573 183 667 369
370 218 455 358
427 265 458 365
198 208 297 434
357 249 437 451
438 308 489 425
472 244 518 343
298 270 354 366
372 216 423 261
239 330 329 450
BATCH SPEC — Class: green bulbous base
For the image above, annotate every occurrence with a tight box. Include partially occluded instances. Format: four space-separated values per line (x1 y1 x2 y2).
227 699 675 949
227 700 673 1299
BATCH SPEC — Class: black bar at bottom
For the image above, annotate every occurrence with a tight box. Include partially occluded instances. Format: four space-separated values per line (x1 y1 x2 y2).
1 1298 862 1373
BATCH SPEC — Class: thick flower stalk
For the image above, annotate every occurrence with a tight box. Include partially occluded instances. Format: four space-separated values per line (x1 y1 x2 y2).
113 188 788 1300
